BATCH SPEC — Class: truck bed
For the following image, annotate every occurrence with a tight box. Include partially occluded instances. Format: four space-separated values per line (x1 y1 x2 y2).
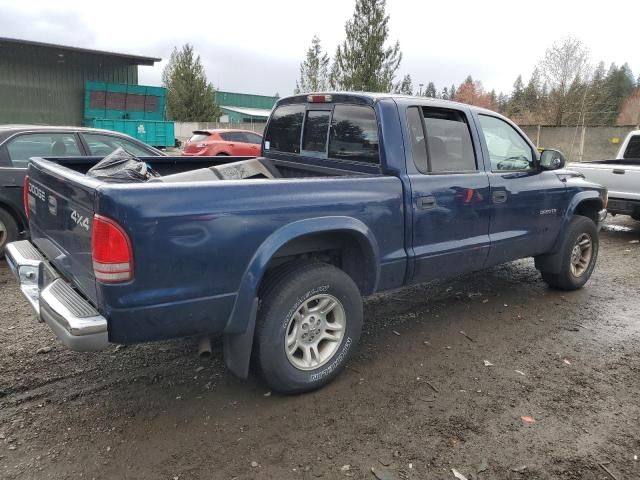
567 160 640 201
53 155 374 179
567 160 640 216
26 154 405 344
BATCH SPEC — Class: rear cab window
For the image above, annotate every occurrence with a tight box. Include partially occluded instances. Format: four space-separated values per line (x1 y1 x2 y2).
264 101 379 165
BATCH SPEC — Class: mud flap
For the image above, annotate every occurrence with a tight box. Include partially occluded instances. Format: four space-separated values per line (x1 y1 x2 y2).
223 297 258 379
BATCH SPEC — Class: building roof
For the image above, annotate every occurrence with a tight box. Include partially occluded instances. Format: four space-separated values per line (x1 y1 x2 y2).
220 106 273 119
0 37 161 66
215 91 279 110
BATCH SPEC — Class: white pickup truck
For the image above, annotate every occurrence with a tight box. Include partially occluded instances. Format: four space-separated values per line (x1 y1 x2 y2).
568 130 640 220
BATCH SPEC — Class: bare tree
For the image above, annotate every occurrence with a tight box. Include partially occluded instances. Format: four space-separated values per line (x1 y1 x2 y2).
538 36 590 125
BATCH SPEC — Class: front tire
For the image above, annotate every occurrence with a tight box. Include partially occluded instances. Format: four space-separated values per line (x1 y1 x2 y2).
255 261 363 394
540 215 599 291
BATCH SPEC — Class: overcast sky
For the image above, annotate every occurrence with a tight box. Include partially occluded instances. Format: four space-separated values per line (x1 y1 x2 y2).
1 0 638 96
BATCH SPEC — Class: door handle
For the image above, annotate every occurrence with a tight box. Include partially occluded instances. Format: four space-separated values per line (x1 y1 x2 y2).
417 195 436 209
613 169 625 174
492 191 507 203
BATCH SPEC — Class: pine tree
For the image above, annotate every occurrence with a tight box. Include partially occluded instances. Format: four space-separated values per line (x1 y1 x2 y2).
424 82 437 98
162 44 221 122
396 74 413 94
588 61 611 124
441 87 449 100
602 63 636 124
450 84 456 101
523 68 541 112
294 36 330 94
331 0 402 92
497 92 509 112
508 75 525 117
489 89 497 106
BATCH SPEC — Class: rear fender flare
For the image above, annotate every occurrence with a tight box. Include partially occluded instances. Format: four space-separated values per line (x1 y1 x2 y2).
222 217 379 379
226 216 380 335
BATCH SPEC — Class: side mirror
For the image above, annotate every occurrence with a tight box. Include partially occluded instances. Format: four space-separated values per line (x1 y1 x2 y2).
540 149 566 170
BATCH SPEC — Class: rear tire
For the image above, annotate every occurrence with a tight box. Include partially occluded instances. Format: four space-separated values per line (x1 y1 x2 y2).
0 208 19 252
540 215 598 291
255 261 363 394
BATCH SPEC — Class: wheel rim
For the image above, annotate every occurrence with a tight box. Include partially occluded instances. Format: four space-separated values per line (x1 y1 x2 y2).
570 233 593 277
284 294 346 371
0 219 6 248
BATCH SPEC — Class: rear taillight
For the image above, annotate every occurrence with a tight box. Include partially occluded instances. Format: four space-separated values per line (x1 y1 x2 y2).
23 175 29 219
91 215 133 283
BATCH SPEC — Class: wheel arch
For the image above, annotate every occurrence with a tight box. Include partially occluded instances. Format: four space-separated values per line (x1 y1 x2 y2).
554 191 604 250
223 217 379 378
535 192 603 275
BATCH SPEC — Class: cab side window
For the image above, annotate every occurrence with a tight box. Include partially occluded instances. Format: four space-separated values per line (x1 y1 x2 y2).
6 133 82 168
82 133 153 157
407 107 476 173
478 115 534 172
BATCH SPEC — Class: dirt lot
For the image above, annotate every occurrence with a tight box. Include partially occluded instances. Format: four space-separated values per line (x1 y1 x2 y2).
1 216 639 480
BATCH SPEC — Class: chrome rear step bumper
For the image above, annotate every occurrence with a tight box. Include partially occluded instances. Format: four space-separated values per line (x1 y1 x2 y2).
5 240 108 351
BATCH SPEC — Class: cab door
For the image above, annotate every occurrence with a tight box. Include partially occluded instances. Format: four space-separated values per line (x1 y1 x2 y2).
405 105 492 284
473 113 566 266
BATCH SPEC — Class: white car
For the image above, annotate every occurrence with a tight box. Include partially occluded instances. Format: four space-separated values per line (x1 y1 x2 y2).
567 130 640 220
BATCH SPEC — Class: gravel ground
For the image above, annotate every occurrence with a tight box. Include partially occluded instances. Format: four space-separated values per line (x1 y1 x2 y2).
1 216 639 480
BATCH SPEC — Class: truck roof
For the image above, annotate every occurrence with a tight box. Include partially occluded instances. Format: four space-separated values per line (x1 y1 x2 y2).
277 92 501 116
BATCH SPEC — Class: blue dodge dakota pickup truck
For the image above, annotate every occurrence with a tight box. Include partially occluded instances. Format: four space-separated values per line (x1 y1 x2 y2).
6 93 607 393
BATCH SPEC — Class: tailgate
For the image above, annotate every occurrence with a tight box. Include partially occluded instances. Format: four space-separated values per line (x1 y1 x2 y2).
27 159 102 305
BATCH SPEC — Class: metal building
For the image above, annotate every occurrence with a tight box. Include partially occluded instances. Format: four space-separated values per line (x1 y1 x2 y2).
214 91 278 123
0 37 160 126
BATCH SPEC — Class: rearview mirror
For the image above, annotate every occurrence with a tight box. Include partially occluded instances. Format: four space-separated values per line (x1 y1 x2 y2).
540 149 566 170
